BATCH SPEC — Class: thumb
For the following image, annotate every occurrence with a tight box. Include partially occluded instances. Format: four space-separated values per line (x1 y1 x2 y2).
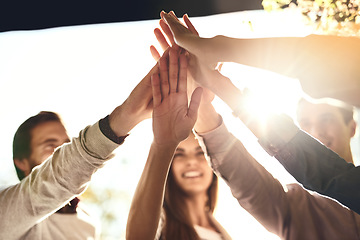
187 87 203 120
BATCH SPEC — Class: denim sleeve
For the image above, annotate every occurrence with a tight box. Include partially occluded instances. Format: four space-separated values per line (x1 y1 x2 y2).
258 113 360 214
274 130 360 214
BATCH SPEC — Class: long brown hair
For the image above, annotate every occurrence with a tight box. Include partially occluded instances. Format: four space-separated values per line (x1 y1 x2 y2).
161 162 218 240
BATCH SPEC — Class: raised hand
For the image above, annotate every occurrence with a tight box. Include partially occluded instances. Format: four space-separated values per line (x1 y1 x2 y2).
159 12 214 66
108 62 157 137
151 48 202 146
158 12 230 94
151 12 215 105
150 11 196 61
160 12 197 47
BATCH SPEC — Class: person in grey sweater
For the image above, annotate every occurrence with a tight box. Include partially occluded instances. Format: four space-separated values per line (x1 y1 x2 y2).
0 60 158 239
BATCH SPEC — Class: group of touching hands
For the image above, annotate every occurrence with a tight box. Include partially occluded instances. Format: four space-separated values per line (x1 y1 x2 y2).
150 11 215 146
109 11 229 147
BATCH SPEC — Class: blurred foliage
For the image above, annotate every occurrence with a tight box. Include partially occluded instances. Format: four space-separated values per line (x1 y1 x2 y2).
262 0 360 36
81 184 132 240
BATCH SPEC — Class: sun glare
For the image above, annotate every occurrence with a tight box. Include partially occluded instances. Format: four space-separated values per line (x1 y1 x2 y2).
221 62 303 120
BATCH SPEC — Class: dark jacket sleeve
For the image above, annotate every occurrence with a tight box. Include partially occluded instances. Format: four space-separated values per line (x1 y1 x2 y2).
274 130 360 214
257 113 360 214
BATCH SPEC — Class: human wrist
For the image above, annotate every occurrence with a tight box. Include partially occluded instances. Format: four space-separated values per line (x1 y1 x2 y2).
151 139 179 154
195 103 222 133
99 115 129 144
109 103 140 137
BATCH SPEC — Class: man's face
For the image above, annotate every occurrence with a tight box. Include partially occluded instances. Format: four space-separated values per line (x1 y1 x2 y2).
297 101 356 163
24 121 70 175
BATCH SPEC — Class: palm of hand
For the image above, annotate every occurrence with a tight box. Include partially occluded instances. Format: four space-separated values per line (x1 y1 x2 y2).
153 92 195 146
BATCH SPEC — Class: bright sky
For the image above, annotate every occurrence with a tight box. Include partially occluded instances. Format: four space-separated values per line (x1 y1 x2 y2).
1 9 358 240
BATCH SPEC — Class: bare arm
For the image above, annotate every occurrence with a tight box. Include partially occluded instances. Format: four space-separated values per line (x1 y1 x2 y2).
126 49 202 240
216 35 360 107
126 141 176 239
108 63 157 137
162 12 360 107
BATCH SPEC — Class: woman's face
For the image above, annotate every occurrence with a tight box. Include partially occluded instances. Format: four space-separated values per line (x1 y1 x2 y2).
171 134 214 196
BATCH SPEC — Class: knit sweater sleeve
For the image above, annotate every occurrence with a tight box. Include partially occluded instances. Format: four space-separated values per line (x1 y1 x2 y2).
0 121 119 239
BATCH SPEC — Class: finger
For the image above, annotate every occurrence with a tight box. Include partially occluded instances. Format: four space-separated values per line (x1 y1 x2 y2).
159 53 170 97
169 11 180 21
169 11 188 35
160 10 166 19
188 87 203 120
162 12 187 37
161 47 171 57
169 48 179 93
183 14 199 36
154 27 170 51
178 53 188 93
151 72 162 108
140 61 161 91
159 20 176 47
150 45 161 61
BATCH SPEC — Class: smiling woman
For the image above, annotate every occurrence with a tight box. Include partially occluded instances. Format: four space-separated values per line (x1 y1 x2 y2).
161 133 227 240
172 135 214 189
0 9 341 240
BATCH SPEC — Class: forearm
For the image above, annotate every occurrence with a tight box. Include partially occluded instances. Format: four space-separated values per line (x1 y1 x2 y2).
126 142 177 240
206 76 266 139
108 62 157 137
109 103 139 137
209 35 302 75
0 122 118 238
295 35 360 107
212 35 360 107
208 76 243 113
195 102 222 133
